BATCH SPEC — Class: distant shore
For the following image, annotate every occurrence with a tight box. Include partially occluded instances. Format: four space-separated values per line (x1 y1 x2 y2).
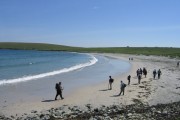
0 42 180 57
0 53 180 119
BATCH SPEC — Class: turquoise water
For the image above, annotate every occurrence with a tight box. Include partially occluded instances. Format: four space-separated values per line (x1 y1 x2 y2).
0 50 97 85
0 50 131 103
0 50 131 88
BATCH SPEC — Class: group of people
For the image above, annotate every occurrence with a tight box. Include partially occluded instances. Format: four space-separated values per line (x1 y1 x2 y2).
153 69 162 79
55 67 164 100
108 76 127 96
136 68 147 84
108 67 163 96
129 57 133 61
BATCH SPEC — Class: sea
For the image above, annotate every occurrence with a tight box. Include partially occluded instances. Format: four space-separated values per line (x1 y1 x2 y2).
0 49 131 103
0 49 130 86
0 49 98 85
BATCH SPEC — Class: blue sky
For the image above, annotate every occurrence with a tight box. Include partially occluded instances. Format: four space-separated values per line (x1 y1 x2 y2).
0 0 180 47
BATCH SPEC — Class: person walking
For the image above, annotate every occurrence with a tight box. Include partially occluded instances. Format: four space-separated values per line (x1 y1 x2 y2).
136 69 140 77
153 69 157 79
119 81 126 96
109 76 114 90
55 82 64 100
127 75 131 85
157 69 162 79
143 67 147 78
177 62 179 67
138 74 141 84
140 68 143 75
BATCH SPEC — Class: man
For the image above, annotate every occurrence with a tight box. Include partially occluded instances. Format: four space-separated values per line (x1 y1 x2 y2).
143 67 147 78
153 69 157 79
109 76 114 90
55 82 64 100
157 69 162 79
140 68 143 75
136 69 140 77
119 81 126 96
138 74 141 84
177 62 179 67
127 75 131 85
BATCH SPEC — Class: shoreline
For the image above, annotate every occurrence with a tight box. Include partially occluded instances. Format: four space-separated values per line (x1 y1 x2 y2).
0 53 180 118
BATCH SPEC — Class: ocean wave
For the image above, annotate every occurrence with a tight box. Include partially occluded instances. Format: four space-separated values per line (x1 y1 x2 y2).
0 55 98 85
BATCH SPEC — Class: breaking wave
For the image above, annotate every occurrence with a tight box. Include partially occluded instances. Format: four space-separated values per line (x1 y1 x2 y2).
0 55 98 85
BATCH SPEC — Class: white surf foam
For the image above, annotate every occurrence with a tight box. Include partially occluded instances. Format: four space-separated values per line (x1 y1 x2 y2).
0 55 98 85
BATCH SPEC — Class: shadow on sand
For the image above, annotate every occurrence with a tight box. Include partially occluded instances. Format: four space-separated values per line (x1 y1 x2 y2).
110 94 120 97
99 89 109 91
41 99 55 102
132 83 139 85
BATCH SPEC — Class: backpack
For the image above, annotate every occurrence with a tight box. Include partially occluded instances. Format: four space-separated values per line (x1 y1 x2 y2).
127 76 131 80
55 83 59 90
123 84 127 88
109 78 114 83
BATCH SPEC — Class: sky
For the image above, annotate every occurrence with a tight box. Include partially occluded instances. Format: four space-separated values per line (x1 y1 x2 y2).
0 0 180 47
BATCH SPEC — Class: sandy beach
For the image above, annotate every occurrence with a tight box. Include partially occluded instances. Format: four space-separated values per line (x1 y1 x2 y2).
0 53 180 118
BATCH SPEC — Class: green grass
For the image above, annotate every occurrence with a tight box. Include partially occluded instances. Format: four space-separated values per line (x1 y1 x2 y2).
0 42 180 58
82 47 180 57
0 42 81 51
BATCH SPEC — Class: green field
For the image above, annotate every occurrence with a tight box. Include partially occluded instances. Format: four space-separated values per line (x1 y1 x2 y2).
0 42 180 57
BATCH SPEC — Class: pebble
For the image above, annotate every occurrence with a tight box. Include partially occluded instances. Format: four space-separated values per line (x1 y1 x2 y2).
1 101 180 120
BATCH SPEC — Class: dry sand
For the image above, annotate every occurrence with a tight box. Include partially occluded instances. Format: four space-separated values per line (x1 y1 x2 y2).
0 53 180 117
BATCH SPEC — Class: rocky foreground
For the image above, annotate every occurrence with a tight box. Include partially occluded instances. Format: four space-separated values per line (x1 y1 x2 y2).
1 99 180 120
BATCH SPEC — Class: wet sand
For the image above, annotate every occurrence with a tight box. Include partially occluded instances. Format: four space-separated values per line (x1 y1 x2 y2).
0 53 180 117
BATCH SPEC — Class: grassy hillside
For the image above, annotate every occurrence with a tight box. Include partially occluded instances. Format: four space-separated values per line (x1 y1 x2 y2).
82 47 180 57
0 42 82 51
0 42 180 57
